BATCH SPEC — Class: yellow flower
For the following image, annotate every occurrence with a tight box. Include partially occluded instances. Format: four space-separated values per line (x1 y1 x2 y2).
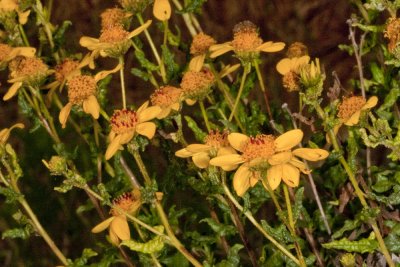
0 123 24 144
92 190 141 245
150 85 182 119
105 101 161 160
0 0 31 25
175 130 237 170
100 8 130 29
189 32 216 71
210 129 329 196
337 96 378 126
4 57 52 101
209 21 285 62
153 0 171 21
79 20 151 59
59 65 121 128
384 18 400 53
0 43 35 68
276 55 310 92
180 68 215 105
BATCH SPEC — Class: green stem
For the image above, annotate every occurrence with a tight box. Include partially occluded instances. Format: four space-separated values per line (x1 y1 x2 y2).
221 177 300 265
174 114 188 146
170 0 197 37
119 57 127 109
18 25 30 46
253 60 272 120
159 20 169 84
137 14 161 65
229 64 250 121
314 104 395 267
199 100 211 132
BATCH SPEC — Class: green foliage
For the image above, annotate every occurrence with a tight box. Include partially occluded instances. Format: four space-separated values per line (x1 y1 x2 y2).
322 234 379 253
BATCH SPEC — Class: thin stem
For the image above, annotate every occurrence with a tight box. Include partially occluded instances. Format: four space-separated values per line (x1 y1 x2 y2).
174 114 188 147
253 60 272 120
314 104 395 267
137 14 161 65
18 25 30 46
120 156 141 189
199 100 211 132
229 65 250 121
221 176 300 265
171 0 197 37
119 57 127 109
159 20 169 84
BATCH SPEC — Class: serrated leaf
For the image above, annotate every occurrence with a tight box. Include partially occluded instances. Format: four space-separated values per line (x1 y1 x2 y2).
131 68 150 81
2 226 33 240
68 248 98 267
261 220 293 244
134 49 159 71
121 235 165 254
161 44 179 81
332 219 361 239
385 233 400 253
0 187 22 203
377 87 400 119
370 62 385 85
322 236 378 253
200 218 237 236
53 20 72 50
215 244 244 267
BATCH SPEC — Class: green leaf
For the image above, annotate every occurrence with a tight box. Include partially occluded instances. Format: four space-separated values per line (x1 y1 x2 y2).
377 87 400 119
184 116 207 142
370 185 400 205
178 0 207 13
131 68 150 81
53 20 72 51
161 44 179 81
161 252 190 267
200 218 237 236
121 231 165 254
293 187 304 223
385 233 400 253
369 62 385 85
261 220 293 244
215 244 244 267
332 219 361 239
134 49 159 72
372 175 394 193
67 248 98 267
354 23 383 33
0 187 22 203
2 225 34 240
322 235 378 253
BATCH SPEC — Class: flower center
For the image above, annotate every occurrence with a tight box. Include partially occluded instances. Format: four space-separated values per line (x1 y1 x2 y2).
55 59 80 82
190 32 216 56
282 71 300 92
11 57 48 78
110 109 138 134
241 134 276 163
231 21 262 53
385 18 400 52
204 130 229 149
338 96 366 122
67 75 96 104
180 69 214 100
0 44 12 61
100 8 125 29
99 26 129 43
286 42 308 58
111 191 140 216
150 86 181 108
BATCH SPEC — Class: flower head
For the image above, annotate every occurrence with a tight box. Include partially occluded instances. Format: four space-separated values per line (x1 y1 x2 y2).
150 85 182 119
210 129 329 196
0 0 30 25
286 42 308 58
209 21 285 63
337 96 378 126
153 0 171 21
92 189 141 245
175 130 237 170
80 20 151 58
189 32 216 71
4 57 51 100
119 0 152 13
0 43 35 68
100 8 129 29
385 18 400 53
180 68 215 105
105 101 161 160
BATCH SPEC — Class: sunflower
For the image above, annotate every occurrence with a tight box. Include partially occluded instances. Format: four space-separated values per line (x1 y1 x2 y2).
209 21 285 63
210 129 329 196
92 190 141 245
105 101 161 160
175 130 237 171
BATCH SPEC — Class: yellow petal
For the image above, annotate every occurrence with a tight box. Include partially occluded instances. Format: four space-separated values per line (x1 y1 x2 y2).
92 216 114 233
220 64 240 78
79 36 101 50
292 148 329 161
105 135 123 160
276 58 292 75
110 216 130 241
137 101 149 113
59 103 73 129
275 129 303 151
128 20 152 39
289 158 310 174
0 129 10 144
189 54 205 72
138 106 161 122
171 102 180 111
228 133 249 152
257 41 285 52
17 9 30 25
268 151 292 165
109 228 120 245
153 0 171 21
209 154 244 167
156 107 171 119
119 132 135 144
210 45 234 58
266 165 282 190
3 81 22 101
217 146 237 156
296 55 310 68
192 152 210 168
281 163 300 188
175 148 193 158
94 64 121 82
136 122 156 139
185 98 197 106
186 144 211 153
14 47 36 58
233 165 252 197
209 42 231 51
83 95 100 119
362 96 378 110
344 111 361 126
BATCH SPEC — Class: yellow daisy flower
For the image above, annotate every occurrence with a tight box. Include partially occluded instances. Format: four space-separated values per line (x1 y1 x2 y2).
0 0 31 25
209 21 285 62
92 189 141 245
210 129 329 196
105 101 161 160
150 85 182 119
180 68 215 105
59 65 121 128
0 43 35 68
100 8 131 29
153 0 171 21
79 20 151 59
276 55 310 92
4 57 52 101
189 32 216 72
337 96 378 126
175 130 237 171
0 123 24 144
